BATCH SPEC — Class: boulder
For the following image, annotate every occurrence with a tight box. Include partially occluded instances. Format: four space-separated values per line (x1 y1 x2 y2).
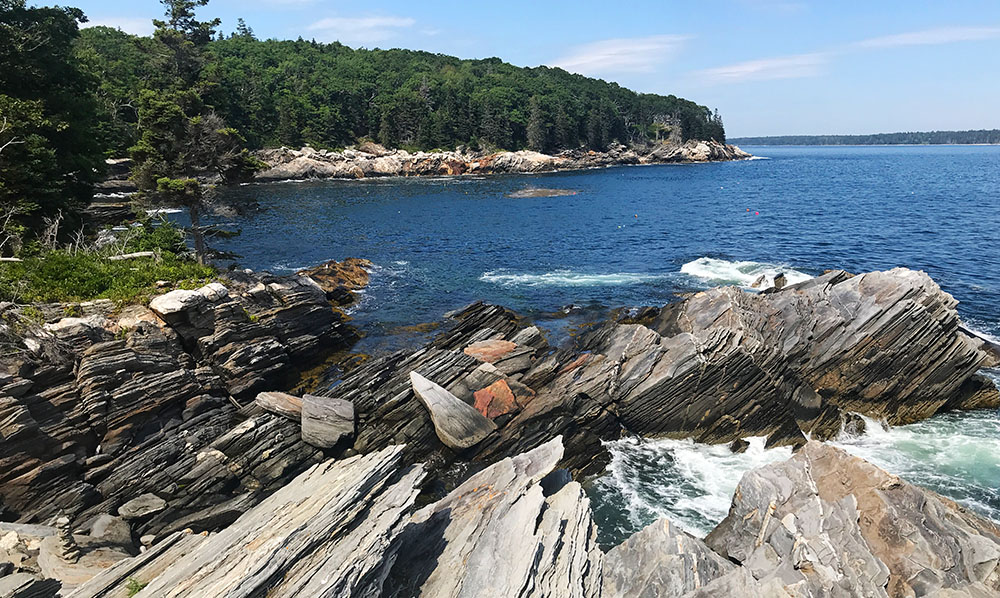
300 395 354 449
88 515 133 550
117 495 166 520
409 371 497 450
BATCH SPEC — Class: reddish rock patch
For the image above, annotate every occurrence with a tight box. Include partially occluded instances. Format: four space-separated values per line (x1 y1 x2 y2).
473 379 520 418
463 339 518 363
298 258 372 306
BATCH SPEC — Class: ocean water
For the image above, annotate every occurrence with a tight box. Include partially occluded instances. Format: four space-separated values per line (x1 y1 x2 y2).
209 145 1000 542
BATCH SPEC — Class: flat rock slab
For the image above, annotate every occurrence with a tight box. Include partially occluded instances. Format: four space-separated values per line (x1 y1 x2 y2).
410 371 496 450
300 394 354 448
118 494 167 520
255 391 303 421
463 339 518 363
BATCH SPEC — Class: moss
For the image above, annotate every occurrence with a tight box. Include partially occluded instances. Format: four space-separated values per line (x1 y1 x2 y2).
125 578 148 596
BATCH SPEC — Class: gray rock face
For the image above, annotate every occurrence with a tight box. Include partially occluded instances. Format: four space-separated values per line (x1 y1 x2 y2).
387 436 604 597
706 442 1000 598
88 515 132 550
68 445 424 598
117 495 166 520
603 518 736 598
300 394 354 448
409 371 497 450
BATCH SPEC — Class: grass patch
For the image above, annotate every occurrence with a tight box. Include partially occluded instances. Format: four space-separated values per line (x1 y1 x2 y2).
0 220 216 305
125 577 148 596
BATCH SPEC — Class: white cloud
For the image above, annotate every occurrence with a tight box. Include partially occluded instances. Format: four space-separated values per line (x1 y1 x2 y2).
83 17 154 37
306 16 416 46
853 26 1000 49
697 52 828 83
551 35 691 76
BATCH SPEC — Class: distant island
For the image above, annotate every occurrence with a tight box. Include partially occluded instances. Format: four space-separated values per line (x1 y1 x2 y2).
729 129 1000 146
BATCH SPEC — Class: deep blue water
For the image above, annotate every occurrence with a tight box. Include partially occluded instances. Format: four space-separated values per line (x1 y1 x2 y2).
212 145 1000 350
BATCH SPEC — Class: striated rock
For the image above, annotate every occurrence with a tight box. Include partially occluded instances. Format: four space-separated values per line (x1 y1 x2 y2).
410 372 497 450
0 573 60 598
603 518 736 598
706 442 1000 598
0 265 358 534
254 391 302 421
386 436 605 597
68 445 423 598
300 394 354 449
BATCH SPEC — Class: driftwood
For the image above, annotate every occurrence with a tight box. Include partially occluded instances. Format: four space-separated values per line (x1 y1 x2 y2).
107 252 156 261
0 257 22 262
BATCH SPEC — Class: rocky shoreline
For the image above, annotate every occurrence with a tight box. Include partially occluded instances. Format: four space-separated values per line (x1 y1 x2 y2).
1 263 998 596
93 140 752 196
253 139 753 182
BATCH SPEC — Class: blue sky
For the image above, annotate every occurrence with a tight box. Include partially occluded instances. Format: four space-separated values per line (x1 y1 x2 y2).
67 0 1000 137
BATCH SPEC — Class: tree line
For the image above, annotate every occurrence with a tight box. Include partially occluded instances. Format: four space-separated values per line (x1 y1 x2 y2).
1 0 725 251
729 130 1000 146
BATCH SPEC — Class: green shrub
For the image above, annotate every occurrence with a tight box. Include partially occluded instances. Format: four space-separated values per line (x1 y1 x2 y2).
0 221 216 304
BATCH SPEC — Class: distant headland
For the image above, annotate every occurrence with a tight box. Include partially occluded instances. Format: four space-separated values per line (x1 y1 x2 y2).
730 129 1000 146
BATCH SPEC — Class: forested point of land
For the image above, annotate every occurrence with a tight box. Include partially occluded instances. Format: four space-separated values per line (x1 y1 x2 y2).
729 130 1000 146
0 0 727 251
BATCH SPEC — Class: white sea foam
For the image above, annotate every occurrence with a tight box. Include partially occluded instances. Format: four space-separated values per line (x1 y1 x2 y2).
480 270 667 287
594 436 792 539
146 207 184 215
680 257 812 289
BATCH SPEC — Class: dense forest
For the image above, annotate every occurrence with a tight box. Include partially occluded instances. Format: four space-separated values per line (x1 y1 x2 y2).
0 0 726 251
729 130 1000 146
77 25 726 156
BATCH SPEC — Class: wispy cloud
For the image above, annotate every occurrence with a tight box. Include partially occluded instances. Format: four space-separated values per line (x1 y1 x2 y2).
697 24 1000 85
697 53 828 83
552 35 691 76
853 26 1000 49
83 17 154 36
307 16 416 46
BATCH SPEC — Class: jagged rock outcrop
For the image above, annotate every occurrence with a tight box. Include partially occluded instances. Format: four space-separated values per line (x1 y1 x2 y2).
254 140 752 183
313 268 995 476
0 265 361 534
706 442 1000 598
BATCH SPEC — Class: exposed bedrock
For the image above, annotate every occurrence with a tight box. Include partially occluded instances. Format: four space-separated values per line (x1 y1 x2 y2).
253 140 752 182
316 267 997 474
1 266 996 591
61 439 1000 598
0 265 361 531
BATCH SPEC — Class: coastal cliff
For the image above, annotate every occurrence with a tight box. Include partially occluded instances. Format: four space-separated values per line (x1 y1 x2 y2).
0 265 997 595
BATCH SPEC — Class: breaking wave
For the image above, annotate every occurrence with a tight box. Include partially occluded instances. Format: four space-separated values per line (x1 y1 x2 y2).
480 270 667 287
680 257 813 289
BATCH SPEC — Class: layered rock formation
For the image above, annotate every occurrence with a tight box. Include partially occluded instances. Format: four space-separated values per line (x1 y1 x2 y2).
59 439 1000 598
313 268 997 475
3 266 997 594
0 265 362 537
254 140 752 182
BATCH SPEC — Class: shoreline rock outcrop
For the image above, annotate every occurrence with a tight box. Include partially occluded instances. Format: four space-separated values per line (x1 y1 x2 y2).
58 438 1000 598
2 265 998 595
253 140 752 183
